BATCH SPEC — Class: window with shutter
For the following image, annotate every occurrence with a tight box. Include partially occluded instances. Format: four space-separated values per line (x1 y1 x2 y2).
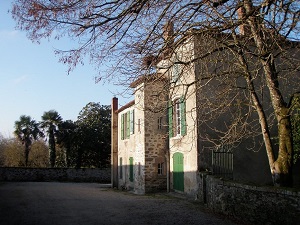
172 63 182 83
130 110 134 134
126 111 130 138
120 109 135 140
169 97 186 137
121 114 124 140
180 97 187 136
175 99 181 135
172 63 179 82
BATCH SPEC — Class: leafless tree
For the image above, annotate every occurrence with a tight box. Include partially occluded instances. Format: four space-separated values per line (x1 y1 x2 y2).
0 138 48 167
11 0 300 186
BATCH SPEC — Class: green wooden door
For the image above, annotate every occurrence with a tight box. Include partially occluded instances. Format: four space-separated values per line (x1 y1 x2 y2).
173 152 184 192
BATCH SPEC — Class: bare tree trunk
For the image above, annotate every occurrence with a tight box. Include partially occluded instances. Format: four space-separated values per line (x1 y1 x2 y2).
244 0 293 186
273 110 293 186
235 50 276 173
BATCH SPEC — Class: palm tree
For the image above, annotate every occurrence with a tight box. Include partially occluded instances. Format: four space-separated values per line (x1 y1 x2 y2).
40 110 62 168
14 115 43 167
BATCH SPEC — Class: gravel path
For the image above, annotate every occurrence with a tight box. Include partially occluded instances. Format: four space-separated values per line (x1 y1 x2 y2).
0 182 240 225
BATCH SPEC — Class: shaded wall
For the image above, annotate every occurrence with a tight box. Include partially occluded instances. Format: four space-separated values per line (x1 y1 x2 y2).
0 167 111 183
198 173 300 225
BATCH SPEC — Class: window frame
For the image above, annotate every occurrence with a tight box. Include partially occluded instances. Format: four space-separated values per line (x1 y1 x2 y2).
168 96 186 138
157 116 163 130
158 162 164 175
120 109 135 140
126 111 130 138
174 99 181 136
130 109 134 134
138 118 141 133
172 62 182 83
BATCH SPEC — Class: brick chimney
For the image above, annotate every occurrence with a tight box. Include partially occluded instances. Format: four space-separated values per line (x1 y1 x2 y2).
162 21 174 59
163 21 174 41
111 97 118 188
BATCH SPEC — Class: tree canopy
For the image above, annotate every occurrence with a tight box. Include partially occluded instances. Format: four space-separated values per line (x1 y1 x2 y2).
75 102 111 168
4 102 111 168
14 115 44 166
11 0 300 80
40 110 62 167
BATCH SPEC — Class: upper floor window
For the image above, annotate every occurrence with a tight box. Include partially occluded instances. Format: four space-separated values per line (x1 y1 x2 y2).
121 109 134 140
171 59 183 83
175 99 181 135
168 96 186 137
172 62 182 83
130 110 134 134
138 118 141 133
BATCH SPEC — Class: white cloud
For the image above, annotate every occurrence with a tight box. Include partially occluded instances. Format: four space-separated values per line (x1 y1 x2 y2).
13 75 28 84
0 30 19 39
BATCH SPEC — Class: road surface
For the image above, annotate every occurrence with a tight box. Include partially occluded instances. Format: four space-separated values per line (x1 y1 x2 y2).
0 182 240 225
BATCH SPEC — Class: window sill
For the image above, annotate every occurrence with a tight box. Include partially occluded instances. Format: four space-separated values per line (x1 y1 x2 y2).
170 135 182 140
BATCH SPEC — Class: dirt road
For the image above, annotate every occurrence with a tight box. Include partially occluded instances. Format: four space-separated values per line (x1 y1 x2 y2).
0 182 239 225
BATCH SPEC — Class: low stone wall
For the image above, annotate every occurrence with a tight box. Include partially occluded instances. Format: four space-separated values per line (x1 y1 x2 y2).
0 167 111 183
198 173 300 225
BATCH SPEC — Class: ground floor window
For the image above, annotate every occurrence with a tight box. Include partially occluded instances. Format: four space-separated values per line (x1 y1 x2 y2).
129 157 134 182
158 162 164 175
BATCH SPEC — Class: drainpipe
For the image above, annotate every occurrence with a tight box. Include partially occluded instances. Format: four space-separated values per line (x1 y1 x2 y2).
165 134 170 192
167 151 170 192
111 97 118 188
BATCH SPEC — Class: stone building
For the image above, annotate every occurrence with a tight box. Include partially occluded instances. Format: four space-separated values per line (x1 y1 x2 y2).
111 75 169 194
111 22 300 196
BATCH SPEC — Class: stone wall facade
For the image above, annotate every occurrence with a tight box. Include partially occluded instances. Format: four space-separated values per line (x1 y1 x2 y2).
0 167 111 183
198 173 300 225
116 78 169 194
143 80 168 193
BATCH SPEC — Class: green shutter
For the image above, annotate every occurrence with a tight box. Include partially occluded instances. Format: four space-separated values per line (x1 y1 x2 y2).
168 101 173 138
180 96 186 136
126 111 130 138
121 114 124 140
129 157 134 182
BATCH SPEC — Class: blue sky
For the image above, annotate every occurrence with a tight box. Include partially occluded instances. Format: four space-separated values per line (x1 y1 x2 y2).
0 1 128 138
